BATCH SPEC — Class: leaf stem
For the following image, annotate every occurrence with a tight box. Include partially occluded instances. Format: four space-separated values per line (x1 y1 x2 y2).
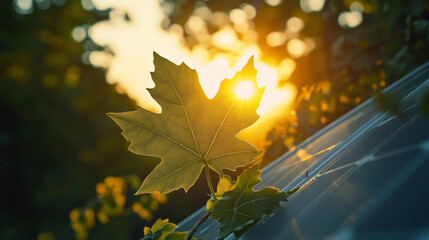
187 211 212 240
205 165 216 200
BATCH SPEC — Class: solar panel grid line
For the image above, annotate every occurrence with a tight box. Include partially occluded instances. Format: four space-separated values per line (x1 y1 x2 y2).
315 137 423 179
317 103 421 174
306 125 424 228
314 114 420 182
259 104 380 192
319 114 414 173
400 78 429 103
290 111 388 188
329 149 429 239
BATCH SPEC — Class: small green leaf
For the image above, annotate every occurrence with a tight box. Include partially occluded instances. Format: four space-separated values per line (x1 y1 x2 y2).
151 218 176 233
141 218 193 240
206 175 234 210
143 227 151 236
142 218 177 240
210 165 289 238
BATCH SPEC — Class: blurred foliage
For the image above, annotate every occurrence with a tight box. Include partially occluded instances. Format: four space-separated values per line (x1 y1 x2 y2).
69 175 167 240
0 1 181 239
1 0 429 239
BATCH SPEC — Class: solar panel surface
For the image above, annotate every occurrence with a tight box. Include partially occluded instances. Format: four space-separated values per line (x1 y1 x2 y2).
176 62 429 240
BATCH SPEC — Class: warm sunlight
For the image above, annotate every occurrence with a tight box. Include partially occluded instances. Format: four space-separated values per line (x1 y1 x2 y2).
235 81 255 100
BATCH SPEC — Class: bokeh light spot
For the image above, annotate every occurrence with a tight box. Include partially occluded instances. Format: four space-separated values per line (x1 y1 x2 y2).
287 39 306 58
212 28 237 50
81 0 94 11
241 4 256 19
300 0 325 12
229 9 247 24
265 0 282 7
338 11 363 28
186 15 206 33
350 1 364 12
287 17 304 32
72 26 87 42
278 58 296 79
14 0 33 14
266 32 286 47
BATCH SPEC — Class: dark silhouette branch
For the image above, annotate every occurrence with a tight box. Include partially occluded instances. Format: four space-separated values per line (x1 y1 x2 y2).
187 211 212 240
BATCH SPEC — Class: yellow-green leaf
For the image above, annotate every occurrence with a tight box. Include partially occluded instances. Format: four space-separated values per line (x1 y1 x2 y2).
206 175 234 210
108 52 263 194
142 218 177 240
210 165 291 238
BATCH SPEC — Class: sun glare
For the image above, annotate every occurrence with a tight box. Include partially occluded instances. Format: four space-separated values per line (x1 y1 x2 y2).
235 81 255 100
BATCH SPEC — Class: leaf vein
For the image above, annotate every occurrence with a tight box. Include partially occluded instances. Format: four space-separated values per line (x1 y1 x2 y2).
113 115 200 157
142 158 202 189
206 151 255 162
155 54 202 157
203 97 237 159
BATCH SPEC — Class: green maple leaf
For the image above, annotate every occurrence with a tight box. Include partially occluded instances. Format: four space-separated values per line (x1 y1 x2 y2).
210 165 295 238
142 219 190 240
108 52 263 194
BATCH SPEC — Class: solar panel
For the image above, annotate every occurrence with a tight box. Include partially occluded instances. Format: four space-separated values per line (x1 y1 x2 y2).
177 62 429 240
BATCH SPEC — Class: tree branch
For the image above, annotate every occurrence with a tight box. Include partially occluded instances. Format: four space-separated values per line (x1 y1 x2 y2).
187 211 212 240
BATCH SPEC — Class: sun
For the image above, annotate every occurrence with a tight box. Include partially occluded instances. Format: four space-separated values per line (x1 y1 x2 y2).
235 81 255 100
